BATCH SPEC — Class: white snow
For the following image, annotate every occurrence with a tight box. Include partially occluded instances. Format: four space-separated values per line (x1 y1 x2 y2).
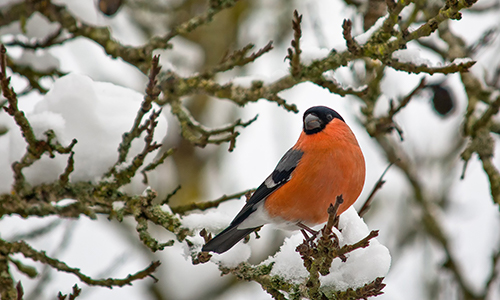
183 200 390 279
53 199 78 207
392 49 474 69
451 57 475 65
183 204 389 281
265 207 391 291
392 48 434 66
0 12 60 46
211 242 253 268
112 201 125 210
24 12 60 39
3 73 168 192
301 46 331 64
181 201 253 268
0 0 498 299
355 16 389 45
181 200 241 233
15 50 60 72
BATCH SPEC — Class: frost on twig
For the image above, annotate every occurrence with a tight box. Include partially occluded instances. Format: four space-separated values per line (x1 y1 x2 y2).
294 196 381 299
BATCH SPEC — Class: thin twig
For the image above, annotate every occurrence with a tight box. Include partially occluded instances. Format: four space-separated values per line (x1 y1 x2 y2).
387 59 476 75
141 148 175 184
0 239 160 287
4 28 69 50
171 189 255 215
59 151 75 185
359 161 395 217
390 78 427 116
161 185 181 205
286 10 303 77
1 45 76 192
107 55 162 178
169 99 258 151
108 110 163 188
203 41 274 77
342 19 362 55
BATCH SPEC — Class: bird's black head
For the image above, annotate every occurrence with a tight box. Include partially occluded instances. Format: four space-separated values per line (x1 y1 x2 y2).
303 106 345 135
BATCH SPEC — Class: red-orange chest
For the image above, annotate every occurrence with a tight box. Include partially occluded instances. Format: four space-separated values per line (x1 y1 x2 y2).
263 129 365 225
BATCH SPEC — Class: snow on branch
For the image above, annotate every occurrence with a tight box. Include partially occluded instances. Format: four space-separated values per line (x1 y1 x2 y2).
387 55 475 74
214 203 389 300
1 45 77 193
0 0 240 73
0 0 493 299
0 45 190 293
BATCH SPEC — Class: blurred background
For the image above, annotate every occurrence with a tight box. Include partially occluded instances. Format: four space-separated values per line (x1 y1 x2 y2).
0 0 499 299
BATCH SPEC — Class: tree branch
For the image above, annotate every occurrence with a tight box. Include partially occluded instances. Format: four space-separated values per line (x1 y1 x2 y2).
0 239 160 288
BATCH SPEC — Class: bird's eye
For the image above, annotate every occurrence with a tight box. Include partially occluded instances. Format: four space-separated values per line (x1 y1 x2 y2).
326 114 333 121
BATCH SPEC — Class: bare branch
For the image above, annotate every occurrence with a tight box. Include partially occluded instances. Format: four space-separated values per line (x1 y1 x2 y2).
141 148 175 184
286 10 303 77
59 151 75 185
203 41 274 77
108 55 162 176
1 45 77 192
171 188 255 215
359 162 395 217
169 98 258 151
386 58 476 74
4 28 69 50
342 19 362 55
0 239 161 287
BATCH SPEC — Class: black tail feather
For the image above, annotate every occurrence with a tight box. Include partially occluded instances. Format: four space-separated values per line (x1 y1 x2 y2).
202 225 258 254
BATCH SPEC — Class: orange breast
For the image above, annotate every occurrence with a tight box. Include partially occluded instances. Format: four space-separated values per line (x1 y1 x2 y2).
264 120 365 225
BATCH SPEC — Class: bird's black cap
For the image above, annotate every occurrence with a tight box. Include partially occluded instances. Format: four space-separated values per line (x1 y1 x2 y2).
303 106 345 135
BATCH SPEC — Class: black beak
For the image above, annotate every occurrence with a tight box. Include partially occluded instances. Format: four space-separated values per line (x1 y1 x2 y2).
304 113 321 131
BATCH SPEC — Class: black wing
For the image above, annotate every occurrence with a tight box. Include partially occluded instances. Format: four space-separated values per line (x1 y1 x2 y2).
230 148 304 226
202 148 303 253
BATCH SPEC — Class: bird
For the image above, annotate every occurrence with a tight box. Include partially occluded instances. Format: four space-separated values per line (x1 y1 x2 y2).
202 106 365 254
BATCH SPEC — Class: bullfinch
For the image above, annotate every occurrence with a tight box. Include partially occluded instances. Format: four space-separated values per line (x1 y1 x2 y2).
202 106 365 253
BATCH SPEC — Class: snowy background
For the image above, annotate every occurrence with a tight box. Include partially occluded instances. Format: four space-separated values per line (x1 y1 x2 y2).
0 0 499 299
